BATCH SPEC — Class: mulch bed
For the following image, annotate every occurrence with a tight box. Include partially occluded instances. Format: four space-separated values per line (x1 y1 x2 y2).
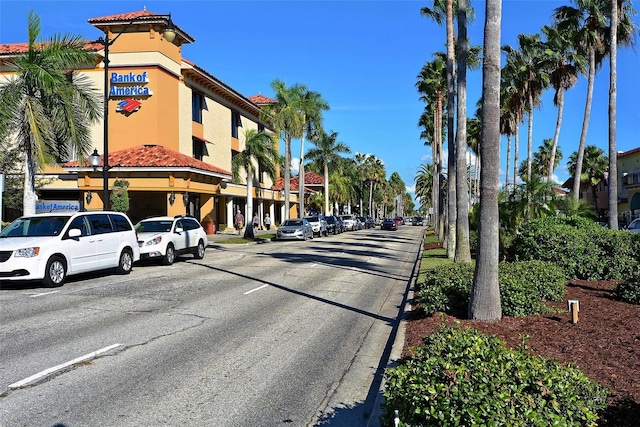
402 279 640 426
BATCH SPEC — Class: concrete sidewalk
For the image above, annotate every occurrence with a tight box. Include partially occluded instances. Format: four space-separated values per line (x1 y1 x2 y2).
206 227 275 244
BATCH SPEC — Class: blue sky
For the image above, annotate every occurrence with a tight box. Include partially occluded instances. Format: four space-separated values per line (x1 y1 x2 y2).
1 0 639 203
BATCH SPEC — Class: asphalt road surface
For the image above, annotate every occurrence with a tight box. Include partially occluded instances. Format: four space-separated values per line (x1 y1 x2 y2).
0 225 423 426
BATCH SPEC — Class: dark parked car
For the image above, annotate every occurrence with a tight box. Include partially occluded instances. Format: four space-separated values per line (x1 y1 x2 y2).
412 216 424 226
381 218 398 231
365 216 375 229
324 215 341 235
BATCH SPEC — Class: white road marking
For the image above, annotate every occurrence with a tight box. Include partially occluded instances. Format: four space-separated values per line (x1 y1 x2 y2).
28 291 60 298
9 344 121 389
244 284 268 295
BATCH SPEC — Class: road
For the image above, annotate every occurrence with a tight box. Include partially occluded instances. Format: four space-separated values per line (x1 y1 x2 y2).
0 225 423 427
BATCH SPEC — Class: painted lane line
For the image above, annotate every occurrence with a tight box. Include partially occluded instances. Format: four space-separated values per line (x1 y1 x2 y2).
28 291 60 298
244 284 268 295
9 344 121 389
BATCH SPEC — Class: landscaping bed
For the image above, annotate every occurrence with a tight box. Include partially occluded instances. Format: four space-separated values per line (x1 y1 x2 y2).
402 279 640 426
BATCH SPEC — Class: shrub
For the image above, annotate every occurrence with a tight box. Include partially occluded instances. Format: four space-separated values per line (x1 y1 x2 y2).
617 268 640 305
383 325 609 427
415 261 565 318
513 216 640 281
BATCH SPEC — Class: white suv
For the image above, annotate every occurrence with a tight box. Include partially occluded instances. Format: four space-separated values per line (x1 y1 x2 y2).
304 215 328 237
135 216 207 265
0 211 140 287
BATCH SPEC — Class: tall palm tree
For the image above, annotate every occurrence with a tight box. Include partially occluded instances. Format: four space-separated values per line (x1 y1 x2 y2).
499 84 518 191
0 10 101 215
567 145 609 217
502 33 552 182
231 129 279 239
305 130 350 215
389 172 406 217
469 0 502 322
606 0 638 229
363 155 386 218
542 23 585 182
296 88 329 217
415 162 435 216
553 0 635 202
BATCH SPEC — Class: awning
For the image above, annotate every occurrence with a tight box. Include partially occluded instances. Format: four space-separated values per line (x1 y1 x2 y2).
630 193 640 210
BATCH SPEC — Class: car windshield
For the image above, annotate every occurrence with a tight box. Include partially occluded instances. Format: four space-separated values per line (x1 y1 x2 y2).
283 220 303 227
136 220 173 233
0 216 70 238
305 217 319 222
325 216 336 224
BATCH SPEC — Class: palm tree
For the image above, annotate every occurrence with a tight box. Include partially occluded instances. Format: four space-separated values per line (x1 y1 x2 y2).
502 34 552 182
0 10 101 215
607 0 638 230
261 80 303 220
469 0 502 322
296 88 329 217
305 130 351 215
542 23 585 182
415 162 434 217
532 138 563 178
364 155 386 218
553 0 635 202
231 129 279 239
499 84 518 191
389 172 406 217
567 145 608 217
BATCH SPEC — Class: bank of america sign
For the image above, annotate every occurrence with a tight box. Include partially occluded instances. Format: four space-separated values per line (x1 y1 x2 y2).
109 71 153 97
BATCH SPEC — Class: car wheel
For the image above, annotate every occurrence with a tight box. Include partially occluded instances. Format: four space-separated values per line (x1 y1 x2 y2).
194 240 205 259
116 249 134 274
42 256 66 287
163 244 175 265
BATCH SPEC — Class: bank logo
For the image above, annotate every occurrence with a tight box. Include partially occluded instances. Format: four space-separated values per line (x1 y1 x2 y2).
116 98 142 113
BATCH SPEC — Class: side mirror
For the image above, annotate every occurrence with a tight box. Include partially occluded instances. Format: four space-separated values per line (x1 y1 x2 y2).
68 228 82 238
175 227 184 233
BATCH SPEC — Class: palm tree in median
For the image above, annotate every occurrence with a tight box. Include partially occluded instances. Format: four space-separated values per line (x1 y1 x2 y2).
0 10 101 215
469 0 502 322
305 130 351 215
232 129 279 239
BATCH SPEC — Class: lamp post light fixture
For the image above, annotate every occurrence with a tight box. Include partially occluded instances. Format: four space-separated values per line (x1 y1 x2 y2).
96 14 176 210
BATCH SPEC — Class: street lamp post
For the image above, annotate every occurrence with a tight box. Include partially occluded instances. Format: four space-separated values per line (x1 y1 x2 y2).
93 14 176 210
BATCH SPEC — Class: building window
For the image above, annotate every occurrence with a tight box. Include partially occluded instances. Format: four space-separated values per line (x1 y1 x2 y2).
192 92 203 123
258 163 265 184
231 111 242 138
193 137 208 160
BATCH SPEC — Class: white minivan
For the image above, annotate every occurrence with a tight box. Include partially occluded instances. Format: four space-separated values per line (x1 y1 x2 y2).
0 211 140 287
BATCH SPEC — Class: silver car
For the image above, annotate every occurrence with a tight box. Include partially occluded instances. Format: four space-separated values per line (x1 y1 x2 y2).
626 218 640 233
276 218 314 241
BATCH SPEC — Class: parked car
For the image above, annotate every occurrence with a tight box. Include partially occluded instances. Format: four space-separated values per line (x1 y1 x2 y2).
304 215 328 237
135 215 207 265
626 218 640 233
0 211 140 287
381 218 398 231
365 216 375 229
340 214 358 231
334 216 345 233
276 218 314 240
324 215 341 235
394 217 404 226
358 216 374 229
412 216 424 226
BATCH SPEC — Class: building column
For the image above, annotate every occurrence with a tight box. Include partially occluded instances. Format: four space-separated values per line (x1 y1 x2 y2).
226 198 234 231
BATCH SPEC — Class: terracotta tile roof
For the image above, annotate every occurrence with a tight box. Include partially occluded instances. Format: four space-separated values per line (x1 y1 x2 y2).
249 94 276 105
272 172 324 192
618 147 640 158
87 9 162 23
87 9 195 44
292 171 324 186
65 144 231 177
0 41 102 56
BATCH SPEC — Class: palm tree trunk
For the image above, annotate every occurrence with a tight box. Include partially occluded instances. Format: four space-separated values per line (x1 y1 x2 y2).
469 0 502 322
324 162 330 215
572 47 596 201
284 134 292 219
445 0 456 259
548 88 565 180
526 91 534 182
244 167 255 239
23 156 38 216
608 0 619 230
505 134 511 190
513 120 520 190
455 0 471 263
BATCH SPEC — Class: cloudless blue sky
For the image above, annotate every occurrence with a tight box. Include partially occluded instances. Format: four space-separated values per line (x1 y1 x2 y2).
1 0 639 203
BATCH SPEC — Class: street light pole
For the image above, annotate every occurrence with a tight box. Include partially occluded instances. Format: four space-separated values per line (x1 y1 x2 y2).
95 14 176 210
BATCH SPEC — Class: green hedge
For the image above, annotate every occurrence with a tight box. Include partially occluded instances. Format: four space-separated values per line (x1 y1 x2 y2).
383 325 609 427
513 216 640 281
416 261 566 318
617 267 640 305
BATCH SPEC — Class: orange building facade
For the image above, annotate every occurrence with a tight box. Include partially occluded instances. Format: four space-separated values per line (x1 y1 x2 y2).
0 9 299 231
